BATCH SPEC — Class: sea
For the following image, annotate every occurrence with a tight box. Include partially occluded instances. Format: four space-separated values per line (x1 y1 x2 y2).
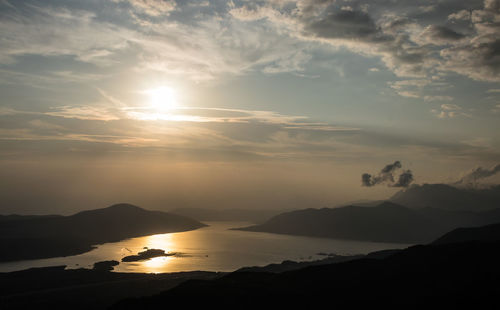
0 222 410 273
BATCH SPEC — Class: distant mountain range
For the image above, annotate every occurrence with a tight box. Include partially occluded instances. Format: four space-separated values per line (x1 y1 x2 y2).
5 208 500 308
170 208 290 224
235 201 500 243
0 204 206 262
390 183 500 211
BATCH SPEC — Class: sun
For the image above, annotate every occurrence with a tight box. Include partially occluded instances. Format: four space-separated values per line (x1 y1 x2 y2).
146 86 179 112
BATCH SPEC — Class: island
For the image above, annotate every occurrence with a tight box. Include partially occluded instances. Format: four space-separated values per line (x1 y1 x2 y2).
122 249 177 262
93 260 120 271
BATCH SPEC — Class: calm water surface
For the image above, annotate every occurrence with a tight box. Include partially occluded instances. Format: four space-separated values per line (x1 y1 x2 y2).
0 222 410 273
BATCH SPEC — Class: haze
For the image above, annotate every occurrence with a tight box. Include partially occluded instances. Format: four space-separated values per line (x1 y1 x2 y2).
1 0 500 215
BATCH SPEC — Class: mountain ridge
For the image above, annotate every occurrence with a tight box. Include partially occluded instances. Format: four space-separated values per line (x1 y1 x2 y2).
235 201 500 243
390 183 500 211
0 203 206 262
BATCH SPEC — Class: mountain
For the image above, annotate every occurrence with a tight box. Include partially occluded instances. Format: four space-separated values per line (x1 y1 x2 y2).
390 183 500 211
235 202 500 244
111 239 500 309
170 208 290 224
433 222 500 245
0 267 220 310
0 203 206 262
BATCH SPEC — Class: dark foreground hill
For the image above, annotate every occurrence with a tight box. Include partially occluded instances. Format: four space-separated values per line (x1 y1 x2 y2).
112 240 500 309
0 204 206 262
0 267 220 310
433 222 500 245
235 201 500 243
390 183 500 211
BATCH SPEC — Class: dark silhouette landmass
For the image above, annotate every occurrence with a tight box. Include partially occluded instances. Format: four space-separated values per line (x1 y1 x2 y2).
111 240 500 309
0 267 221 309
170 208 291 224
390 183 500 211
0 203 206 262
433 222 500 245
4 221 500 309
121 249 177 262
0 214 61 222
235 201 500 243
235 254 366 273
93 260 120 271
235 249 403 274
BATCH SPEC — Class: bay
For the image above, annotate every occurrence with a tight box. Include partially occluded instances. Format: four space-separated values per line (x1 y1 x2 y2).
0 222 410 273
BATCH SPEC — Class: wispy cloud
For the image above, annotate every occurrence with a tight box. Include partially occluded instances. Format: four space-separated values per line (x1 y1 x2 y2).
432 103 471 119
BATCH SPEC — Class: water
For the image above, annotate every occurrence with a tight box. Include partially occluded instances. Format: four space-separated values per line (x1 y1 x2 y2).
0 222 410 273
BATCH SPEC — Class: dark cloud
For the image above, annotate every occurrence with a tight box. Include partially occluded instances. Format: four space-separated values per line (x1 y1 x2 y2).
442 38 500 82
485 0 500 13
362 161 414 188
307 9 380 40
381 160 402 174
420 25 465 44
304 7 398 45
453 164 500 187
393 170 414 187
293 0 500 80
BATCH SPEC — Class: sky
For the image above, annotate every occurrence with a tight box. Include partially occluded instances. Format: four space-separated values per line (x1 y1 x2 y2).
0 0 499 214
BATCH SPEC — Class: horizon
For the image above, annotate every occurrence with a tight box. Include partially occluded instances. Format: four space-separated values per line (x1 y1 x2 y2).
1 0 500 215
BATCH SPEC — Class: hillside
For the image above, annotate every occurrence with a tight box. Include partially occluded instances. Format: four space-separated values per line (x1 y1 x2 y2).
433 222 500 245
111 240 500 309
235 202 500 243
390 183 500 211
0 204 206 262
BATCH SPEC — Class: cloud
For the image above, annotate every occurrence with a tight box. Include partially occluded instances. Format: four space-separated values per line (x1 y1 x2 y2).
116 0 177 17
453 164 500 187
431 103 470 119
393 170 414 187
361 160 414 188
424 95 453 102
305 9 383 41
418 25 465 45
229 0 500 84
0 3 131 66
45 106 121 121
2 0 499 85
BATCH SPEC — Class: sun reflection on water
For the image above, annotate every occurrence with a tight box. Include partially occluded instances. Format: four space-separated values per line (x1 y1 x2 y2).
145 233 175 250
142 256 175 274
117 233 180 273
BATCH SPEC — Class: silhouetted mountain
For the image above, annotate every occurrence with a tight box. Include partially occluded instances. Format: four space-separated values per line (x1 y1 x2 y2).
235 202 500 243
235 254 365 273
170 208 291 224
0 267 220 309
390 183 500 211
111 239 500 309
433 222 500 245
0 203 206 262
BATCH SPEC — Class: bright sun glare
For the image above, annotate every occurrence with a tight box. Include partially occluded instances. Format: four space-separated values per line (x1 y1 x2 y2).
147 86 178 112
